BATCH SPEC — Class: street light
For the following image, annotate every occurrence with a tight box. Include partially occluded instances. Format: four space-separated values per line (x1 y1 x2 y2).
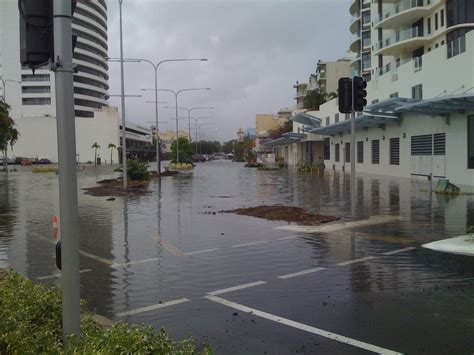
164 106 215 141
142 88 211 163
195 123 216 154
188 116 215 153
118 0 128 188
0 78 21 99
107 57 208 172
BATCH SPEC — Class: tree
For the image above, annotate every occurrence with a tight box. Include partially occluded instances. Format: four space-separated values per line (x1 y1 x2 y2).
108 143 116 165
303 89 337 110
91 142 100 166
170 137 193 164
268 120 293 140
0 99 19 173
222 140 236 154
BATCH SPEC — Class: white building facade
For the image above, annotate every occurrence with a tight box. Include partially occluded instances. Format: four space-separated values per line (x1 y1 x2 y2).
269 0 474 189
0 0 119 163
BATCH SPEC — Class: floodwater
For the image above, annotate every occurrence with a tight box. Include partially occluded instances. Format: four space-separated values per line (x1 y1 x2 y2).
1 161 473 354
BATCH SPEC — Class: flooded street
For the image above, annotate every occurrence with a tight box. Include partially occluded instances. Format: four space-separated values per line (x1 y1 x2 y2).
1 161 474 354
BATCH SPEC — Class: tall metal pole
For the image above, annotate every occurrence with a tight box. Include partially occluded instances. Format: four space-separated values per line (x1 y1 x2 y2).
350 111 356 217
195 124 198 154
119 0 127 188
53 0 80 340
187 109 192 141
175 93 179 163
154 66 161 173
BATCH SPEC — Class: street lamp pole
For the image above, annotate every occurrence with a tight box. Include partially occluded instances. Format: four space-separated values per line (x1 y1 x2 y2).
118 0 127 188
0 78 21 100
143 88 211 163
165 106 214 142
108 57 207 172
188 116 214 154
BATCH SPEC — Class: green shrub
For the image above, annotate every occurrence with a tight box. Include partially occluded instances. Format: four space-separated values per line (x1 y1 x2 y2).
127 159 150 180
0 270 210 354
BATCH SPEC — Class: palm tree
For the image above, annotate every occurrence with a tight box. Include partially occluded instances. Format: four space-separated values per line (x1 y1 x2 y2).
0 99 19 174
91 142 100 166
108 143 116 165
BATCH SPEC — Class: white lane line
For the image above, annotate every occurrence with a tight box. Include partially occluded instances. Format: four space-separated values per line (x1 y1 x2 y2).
276 215 402 233
383 247 417 256
232 241 269 248
116 298 190 317
184 248 219 256
277 235 298 240
111 257 160 268
336 256 377 266
37 269 92 280
278 267 326 279
206 295 402 355
208 281 267 296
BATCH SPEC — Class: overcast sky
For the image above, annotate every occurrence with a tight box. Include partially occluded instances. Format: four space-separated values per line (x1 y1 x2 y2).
106 0 351 142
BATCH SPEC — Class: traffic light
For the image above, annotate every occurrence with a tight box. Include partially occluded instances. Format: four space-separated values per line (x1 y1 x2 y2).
352 76 367 112
19 0 78 72
338 77 352 114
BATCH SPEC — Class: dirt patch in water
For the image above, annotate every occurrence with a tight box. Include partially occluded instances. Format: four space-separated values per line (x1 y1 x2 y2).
225 205 339 224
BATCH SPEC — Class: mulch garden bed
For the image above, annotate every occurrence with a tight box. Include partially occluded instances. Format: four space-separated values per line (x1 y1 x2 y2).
225 205 339 224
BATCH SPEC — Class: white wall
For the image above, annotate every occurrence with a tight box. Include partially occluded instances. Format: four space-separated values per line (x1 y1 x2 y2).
10 107 119 163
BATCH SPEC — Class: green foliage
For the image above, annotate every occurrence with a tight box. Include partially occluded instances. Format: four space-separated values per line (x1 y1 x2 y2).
268 120 292 139
171 137 193 164
303 89 337 110
0 270 210 354
192 140 221 155
127 159 150 180
222 140 236 154
0 99 19 167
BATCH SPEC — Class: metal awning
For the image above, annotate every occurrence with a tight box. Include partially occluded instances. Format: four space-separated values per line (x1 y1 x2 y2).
283 132 306 139
264 137 301 147
290 112 321 126
395 93 474 115
309 112 400 136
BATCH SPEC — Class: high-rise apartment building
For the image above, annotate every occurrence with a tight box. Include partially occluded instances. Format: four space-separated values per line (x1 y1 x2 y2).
0 0 119 162
349 0 372 81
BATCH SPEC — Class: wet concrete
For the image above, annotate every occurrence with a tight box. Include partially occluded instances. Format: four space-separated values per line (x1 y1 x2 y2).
0 161 474 354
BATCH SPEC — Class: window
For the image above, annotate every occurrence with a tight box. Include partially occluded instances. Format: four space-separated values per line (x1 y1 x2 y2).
411 133 446 156
372 99 379 104
357 141 364 163
326 116 330 126
335 113 339 123
469 116 474 168
427 18 431 35
446 0 474 27
345 143 351 163
412 84 423 100
447 29 469 58
22 86 51 94
390 138 400 165
324 138 330 160
436 43 439 48
335 143 340 162
441 9 445 27
21 74 50 82
345 113 350 121
22 97 51 105
390 92 399 99
435 13 439 30
372 140 380 164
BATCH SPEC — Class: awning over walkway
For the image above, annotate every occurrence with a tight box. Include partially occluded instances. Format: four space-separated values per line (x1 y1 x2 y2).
264 137 301 147
282 132 306 139
394 93 474 115
290 112 321 126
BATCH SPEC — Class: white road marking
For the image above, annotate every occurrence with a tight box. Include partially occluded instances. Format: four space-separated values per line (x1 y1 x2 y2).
37 269 92 280
383 247 417 256
232 241 269 248
276 215 402 233
116 298 190 317
278 267 326 279
111 257 160 268
208 281 267 296
336 256 377 266
184 248 219 256
206 295 402 354
277 235 298 240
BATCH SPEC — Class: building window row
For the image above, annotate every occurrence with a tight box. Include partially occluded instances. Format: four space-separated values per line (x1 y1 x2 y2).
22 86 51 94
21 74 50 82
22 97 51 105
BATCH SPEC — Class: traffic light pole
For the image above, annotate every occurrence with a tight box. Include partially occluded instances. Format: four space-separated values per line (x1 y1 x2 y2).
53 0 81 342
350 110 356 217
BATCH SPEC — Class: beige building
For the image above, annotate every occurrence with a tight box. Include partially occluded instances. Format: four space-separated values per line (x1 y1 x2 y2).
158 129 188 153
237 128 245 142
256 114 289 151
314 59 350 95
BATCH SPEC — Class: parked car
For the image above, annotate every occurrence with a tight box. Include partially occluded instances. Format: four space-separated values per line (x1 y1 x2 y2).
39 158 52 165
192 154 206 162
20 159 33 166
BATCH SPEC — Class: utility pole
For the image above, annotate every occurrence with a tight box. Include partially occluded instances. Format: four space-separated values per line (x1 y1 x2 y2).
53 0 80 341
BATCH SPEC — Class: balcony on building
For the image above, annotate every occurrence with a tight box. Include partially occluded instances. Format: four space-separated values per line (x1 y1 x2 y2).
350 35 361 53
350 14 361 34
349 0 360 16
375 26 429 56
375 0 432 29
